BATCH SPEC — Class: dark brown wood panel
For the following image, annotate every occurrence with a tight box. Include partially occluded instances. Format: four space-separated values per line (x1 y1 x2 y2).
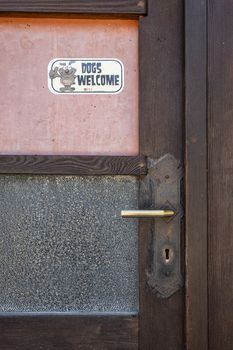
208 1 233 349
0 155 147 175
139 0 184 349
0 315 138 350
0 0 147 15
185 0 208 349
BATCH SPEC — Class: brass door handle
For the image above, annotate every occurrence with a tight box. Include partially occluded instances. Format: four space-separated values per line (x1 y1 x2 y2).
121 210 175 218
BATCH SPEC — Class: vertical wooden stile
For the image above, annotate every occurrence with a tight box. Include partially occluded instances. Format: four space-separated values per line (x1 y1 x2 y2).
139 0 184 348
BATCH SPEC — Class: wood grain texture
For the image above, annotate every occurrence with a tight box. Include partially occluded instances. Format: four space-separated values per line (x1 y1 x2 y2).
0 0 147 15
0 155 147 175
208 1 233 349
0 315 138 350
139 0 184 348
185 1 208 349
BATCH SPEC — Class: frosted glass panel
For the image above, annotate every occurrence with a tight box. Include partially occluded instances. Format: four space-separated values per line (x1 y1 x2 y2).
0 176 138 312
0 17 138 155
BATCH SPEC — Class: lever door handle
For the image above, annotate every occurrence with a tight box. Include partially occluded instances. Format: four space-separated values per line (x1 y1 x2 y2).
127 154 183 298
121 210 175 218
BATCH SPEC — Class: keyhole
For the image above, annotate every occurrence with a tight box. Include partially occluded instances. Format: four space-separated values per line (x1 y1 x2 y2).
165 248 170 261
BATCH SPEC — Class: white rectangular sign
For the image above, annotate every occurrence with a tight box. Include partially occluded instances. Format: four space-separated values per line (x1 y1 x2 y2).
48 58 124 94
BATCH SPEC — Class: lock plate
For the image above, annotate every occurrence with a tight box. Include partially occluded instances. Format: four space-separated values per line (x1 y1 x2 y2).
140 154 183 298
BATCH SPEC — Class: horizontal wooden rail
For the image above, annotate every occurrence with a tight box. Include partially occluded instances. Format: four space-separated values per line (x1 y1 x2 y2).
0 0 147 15
0 314 138 349
0 155 147 175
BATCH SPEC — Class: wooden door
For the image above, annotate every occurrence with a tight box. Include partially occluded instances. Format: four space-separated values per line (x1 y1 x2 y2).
0 1 185 349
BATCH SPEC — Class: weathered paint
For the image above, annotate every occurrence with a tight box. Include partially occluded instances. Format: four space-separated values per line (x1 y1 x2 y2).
0 17 138 155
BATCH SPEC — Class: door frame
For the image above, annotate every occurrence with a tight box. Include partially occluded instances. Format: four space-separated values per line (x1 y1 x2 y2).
0 1 189 349
185 1 208 349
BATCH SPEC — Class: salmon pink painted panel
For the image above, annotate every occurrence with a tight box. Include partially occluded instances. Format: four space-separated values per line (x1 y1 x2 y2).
0 17 138 155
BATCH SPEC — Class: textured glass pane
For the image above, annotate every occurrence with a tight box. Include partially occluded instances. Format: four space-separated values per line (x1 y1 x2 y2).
0 175 138 312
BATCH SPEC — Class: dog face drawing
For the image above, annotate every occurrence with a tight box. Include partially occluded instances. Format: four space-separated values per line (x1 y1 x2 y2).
49 64 77 92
